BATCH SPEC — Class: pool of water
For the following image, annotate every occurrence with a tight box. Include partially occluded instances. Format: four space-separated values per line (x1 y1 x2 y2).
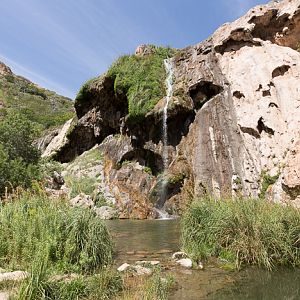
106 219 300 300
106 219 180 263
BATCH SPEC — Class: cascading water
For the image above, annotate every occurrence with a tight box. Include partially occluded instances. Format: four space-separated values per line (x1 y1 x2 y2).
162 58 173 171
155 58 174 219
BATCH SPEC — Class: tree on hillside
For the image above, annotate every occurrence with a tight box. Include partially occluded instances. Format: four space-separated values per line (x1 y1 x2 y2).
0 112 41 196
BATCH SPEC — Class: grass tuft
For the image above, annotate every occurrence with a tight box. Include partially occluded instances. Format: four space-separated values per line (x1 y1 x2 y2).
0 189 113 273
182 196 300 270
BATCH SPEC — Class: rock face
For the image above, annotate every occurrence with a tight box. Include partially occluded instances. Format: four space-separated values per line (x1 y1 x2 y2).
174 0 300 204
44 0 300 215
0 62 12 76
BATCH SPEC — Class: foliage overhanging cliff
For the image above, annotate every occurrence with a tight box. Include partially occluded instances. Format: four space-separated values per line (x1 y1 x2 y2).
75 46 176 124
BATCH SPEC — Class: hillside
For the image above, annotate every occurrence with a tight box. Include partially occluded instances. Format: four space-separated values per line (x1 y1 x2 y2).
0 62 74 130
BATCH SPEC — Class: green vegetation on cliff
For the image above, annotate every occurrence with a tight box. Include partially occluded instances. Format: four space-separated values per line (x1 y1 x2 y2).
75 45 176 123
182 196 300 270
107 46 176 122
0 71 74 130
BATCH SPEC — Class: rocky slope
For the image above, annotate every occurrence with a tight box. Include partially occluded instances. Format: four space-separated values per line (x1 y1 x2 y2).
43 0 300 218
0 61 74 133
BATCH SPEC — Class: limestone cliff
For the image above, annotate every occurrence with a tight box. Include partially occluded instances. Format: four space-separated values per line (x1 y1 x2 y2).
43 0 300 217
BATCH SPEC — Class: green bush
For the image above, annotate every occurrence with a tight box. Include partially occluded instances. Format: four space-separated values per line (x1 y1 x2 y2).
259 171 279 199
65 176 97 198
0 112 41 195
0 189 113 273
182 196 300 270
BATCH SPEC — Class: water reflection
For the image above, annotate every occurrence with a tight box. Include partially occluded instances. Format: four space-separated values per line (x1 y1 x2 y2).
106 219 300 300
212 268 300 300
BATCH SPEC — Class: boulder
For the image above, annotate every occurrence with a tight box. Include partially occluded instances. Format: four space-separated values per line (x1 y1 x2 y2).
172 251 188 260
0 271 29 282
70 193 94 208
42 118 73 159
176 258 193 269
117 263 131 272
135 44 155 56
132 265 153 276
94 206 117 220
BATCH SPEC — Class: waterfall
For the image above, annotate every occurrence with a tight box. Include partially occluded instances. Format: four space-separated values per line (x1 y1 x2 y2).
155 58 174 219
162 58 173 171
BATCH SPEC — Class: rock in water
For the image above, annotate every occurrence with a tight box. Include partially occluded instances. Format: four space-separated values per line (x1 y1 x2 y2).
117 263 131 272
176 258 193 269
94 206 117 220
172 251 188 260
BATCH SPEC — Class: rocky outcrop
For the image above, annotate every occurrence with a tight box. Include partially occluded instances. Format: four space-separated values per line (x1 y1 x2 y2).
41 118 73 158
0 62 12 76
45 0 300 215
170 0 300 205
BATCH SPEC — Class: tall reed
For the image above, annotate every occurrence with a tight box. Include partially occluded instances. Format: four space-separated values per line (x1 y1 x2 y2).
182 196 300 270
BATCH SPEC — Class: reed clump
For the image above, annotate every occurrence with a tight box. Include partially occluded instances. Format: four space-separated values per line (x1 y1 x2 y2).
182 196 300 270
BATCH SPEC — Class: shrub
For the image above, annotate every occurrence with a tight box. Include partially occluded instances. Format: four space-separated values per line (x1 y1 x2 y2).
0 189 113 273
65 176 97 198
0 112 40 163
259 171 279 199
0 112 41 195
181 196 300 270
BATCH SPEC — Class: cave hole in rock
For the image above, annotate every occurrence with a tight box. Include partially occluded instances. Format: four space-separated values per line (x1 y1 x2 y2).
151 175 185 209
119 149 164 176
256 84 263 91
162 111 196 147
262 90 271 97
249 10 290 42
233 91 245 99
215 39 261 54
268 102 278 108
257 117 275 135
130 109 196 149
155 179 184 209
189 81 223 110
272 65 291 78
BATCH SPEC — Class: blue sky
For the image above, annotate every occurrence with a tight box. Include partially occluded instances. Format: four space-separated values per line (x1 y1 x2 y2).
0 0 268 99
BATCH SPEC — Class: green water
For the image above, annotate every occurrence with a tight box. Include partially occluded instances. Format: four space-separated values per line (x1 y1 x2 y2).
107 219 300 300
